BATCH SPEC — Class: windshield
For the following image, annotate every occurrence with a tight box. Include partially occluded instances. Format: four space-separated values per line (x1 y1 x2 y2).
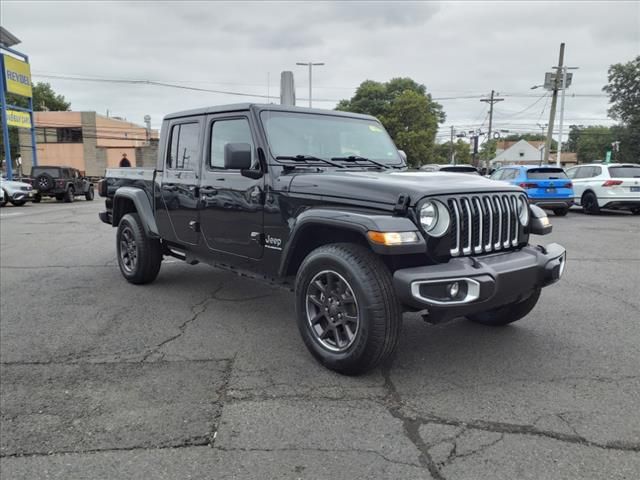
260 111 403 166
609 166 640 178
526 168 568 179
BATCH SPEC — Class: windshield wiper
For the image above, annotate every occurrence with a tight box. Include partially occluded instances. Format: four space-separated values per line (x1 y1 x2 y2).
276 155 345 168
331 155 392 169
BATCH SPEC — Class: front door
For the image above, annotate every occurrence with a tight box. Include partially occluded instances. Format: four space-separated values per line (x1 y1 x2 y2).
158 119 202 245
198 114 264 259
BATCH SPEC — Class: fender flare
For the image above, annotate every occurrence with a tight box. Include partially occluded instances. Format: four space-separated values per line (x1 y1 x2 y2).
112 187 159 237
278 208 424 276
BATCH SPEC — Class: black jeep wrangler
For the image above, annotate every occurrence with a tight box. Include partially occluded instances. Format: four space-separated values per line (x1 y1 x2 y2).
99 104 566 375
31 166 95 203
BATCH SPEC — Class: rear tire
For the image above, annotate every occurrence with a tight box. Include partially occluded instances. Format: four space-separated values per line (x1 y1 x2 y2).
32 194 41 203
582 191 600 215
10 200 26 206
295 243 402 375
116 213 163 284
553 208 569 216
85 186 95 201
63 187 74 203
467 289 541 326
631 208 640 216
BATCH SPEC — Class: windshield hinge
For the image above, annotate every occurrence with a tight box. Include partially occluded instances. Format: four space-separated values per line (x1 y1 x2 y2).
393 194 410 216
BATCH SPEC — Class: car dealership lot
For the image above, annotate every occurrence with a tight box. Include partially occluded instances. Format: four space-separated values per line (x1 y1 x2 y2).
1 201 638 479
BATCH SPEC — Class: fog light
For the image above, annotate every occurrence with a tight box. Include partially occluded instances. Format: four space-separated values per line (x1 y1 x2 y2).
448 282 460 298
558 253 566 278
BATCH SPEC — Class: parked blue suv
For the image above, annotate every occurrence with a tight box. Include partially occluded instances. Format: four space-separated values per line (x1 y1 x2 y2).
490 166 574 216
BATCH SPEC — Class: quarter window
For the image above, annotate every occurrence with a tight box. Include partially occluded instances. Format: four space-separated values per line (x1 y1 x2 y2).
210 118 254 169
167 123 199 170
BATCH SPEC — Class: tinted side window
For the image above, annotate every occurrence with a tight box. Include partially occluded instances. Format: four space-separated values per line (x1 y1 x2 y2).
210 118 254 169
502 169 518 180
566 168 578 179
167 123 199 170
592 166 602 176
490 170 504 180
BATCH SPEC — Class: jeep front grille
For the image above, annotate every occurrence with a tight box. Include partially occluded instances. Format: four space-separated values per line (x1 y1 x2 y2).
447 193 525 257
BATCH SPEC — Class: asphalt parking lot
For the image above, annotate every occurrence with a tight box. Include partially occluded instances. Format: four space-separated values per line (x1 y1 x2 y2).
1 200 639 479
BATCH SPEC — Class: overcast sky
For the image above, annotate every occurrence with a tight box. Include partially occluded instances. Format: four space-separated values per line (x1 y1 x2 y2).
3 1 639 141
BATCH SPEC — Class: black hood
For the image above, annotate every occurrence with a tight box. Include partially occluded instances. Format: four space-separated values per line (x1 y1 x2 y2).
287 170 521 206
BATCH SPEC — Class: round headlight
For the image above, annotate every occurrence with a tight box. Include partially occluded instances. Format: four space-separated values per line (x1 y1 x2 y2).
419 200 450 237
420 201 438 230
517 196 530 226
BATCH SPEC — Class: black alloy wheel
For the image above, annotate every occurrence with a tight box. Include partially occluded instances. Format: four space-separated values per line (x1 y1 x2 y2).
305 270 360 352
118 225 138 274
582 192 600 215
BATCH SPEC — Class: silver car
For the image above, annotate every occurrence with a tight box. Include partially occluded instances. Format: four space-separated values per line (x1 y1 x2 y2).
0 177 36 207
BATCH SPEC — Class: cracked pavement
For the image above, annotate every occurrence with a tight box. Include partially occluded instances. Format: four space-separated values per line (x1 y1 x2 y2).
1 201 639 479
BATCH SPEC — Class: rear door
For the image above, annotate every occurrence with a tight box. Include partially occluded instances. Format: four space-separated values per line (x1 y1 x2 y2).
157 118 203 245
197 114 264 260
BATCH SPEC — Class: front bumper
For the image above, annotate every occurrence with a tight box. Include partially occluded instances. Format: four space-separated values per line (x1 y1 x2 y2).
9 190 36 202
393 243 566 320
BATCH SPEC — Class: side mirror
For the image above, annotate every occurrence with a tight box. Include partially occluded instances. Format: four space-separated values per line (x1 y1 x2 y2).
398 150 407 162
224 143 252 170
529 204 552 235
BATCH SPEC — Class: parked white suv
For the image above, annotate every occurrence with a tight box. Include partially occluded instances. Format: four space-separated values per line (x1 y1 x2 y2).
565 163 640 215
0 177 36 207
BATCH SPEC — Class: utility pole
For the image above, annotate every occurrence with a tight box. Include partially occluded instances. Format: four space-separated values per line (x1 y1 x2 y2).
537 123 547 166
544 42 565 164
480 90 504 173
296 61 324 108
449 126 455 164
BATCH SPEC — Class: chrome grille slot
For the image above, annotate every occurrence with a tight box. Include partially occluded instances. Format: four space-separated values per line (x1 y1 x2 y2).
446 193 524 257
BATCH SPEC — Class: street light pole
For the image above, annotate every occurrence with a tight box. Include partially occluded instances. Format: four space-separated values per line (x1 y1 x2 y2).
555 65 578 167
296 61 325 108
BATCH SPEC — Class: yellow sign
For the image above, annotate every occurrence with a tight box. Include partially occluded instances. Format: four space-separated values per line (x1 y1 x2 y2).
6 109 32 129
3 55 33 98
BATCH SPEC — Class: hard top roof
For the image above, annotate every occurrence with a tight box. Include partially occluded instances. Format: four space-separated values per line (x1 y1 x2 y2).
164 103 378 122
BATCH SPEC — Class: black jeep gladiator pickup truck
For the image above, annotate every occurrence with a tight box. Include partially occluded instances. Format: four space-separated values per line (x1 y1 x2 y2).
99 104 566 375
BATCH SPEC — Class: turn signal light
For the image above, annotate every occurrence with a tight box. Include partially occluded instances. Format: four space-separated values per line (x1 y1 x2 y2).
602 180 623 187
367 231 420 246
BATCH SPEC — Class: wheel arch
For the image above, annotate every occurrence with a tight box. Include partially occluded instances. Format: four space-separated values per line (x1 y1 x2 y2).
112 187 159 237
278 208 423 277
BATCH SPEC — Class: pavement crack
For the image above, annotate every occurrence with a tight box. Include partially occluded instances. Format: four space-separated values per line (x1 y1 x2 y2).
214 446 421 468
382 365 447 479
141 285 223 361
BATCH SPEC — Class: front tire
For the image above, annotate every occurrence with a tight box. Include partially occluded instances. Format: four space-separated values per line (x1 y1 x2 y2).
85 186 95 201
116 213 163 284
295 243 402 375
10 200 26 206
0 190 7 207
467 288 541 326
582 191 600 215
63 187 74 203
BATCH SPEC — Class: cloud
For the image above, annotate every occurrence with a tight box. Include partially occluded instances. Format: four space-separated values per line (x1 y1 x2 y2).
2 0 637 135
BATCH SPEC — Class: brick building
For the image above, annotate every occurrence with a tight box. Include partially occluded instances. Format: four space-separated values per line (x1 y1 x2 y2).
19 112 158 176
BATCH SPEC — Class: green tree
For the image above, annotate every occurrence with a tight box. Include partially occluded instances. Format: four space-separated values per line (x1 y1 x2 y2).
603 56 640 125
336 77 445 167
7 82 71 111
432 139 472 164
602 56 640 163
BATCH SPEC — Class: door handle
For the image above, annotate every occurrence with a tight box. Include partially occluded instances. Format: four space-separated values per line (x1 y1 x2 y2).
200 186 218 196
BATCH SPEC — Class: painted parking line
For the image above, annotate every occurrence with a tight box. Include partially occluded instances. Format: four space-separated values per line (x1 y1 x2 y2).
0 212 25 218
